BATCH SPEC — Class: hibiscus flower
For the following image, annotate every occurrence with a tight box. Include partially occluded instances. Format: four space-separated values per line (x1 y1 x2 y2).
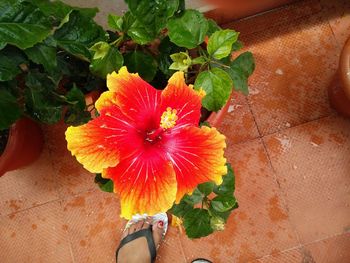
66 67 227 219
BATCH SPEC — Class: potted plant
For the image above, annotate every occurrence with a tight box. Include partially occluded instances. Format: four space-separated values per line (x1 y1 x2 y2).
0 0 109 175
64 0 255 239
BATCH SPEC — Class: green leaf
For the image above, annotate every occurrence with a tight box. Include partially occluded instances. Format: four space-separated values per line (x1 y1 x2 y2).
0 47 26 81
24 71 62 124
0 0 52 49
232 40 243 51
158 36 184 77
94 173 114 193
213 163 235 196
31 0 98 20
108 14 123 31
194 68 233 111
183 208 214 238
206 19 221 37
207 29 239 60
125 0 179 35
124 51 157 82
169 200 193 217
64 108 91 126
210 195 237 213
210 216 225 231
226 51 255 95
89 43 123 78
66 85 86 110
169 52 191 71
24 43 57 73
127 19 154 45
54 10 107 61
192 56 206 65
167 10 208 49
183 189 204 205
0 89 21 130
197 181 215 196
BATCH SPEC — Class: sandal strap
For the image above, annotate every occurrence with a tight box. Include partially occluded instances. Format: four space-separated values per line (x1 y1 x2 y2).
116 225 157 263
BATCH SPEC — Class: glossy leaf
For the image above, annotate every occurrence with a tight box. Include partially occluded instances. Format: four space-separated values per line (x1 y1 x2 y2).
54 11 107 61
207 29 238 60
0 89 21 130
0 0 52 49
90 43 123 78
197 181 215 196
183 208 214 238
127 19 154 45
183 189 204 205
32 0 98 20
169 200 193 218
213 163 235 196
108 14 123 31
0 47 26 81
167 10 208 49
206 19 221 37
226 51 255 95
24 43 57 73
124 51 157 82
125 0 179 35
210 195 237 213
66 85 86 110
94 173 114 193
194 68 233 111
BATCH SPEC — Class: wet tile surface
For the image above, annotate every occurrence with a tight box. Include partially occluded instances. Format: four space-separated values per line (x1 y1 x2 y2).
264 115 350 244
0 147 59 216
1 0 350 262
217 92 260 144
0 201 73 263
305 233 350 263
178 139 299 263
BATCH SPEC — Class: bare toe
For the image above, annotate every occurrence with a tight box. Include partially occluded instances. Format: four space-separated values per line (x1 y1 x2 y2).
152 221 165 249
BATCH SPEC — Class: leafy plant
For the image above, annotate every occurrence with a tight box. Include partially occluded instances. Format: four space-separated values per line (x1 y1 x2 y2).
0 0 254 238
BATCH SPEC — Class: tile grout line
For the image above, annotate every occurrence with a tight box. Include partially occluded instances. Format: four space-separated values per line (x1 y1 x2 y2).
174 228 190 263
244 90 305 249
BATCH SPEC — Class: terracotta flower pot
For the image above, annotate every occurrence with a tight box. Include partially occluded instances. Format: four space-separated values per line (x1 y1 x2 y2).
328 36 350 117
207 93 233 127
0 118 44 176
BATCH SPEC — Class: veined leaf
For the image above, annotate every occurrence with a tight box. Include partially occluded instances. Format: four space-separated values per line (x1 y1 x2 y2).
124 51 157 82
167 10 208 49
207 29 239 60
194 68 233 111
0 89 21 130
0 0 52 49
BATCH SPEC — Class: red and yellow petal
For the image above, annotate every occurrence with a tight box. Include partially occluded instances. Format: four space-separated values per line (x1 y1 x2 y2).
160 71 205 129
107 67 162 130
65 106 142 173
162 126 227 202
95 91 119 113
103 149 177 219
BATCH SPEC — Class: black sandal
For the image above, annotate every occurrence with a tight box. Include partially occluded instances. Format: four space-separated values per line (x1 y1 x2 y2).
191 259 213 263
116 225 157 263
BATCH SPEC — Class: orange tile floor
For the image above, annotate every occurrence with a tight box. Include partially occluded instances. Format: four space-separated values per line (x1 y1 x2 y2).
1 0 350 262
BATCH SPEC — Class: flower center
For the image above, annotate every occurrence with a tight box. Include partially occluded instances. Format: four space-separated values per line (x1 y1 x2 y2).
160 107 178 129
145 107 178 143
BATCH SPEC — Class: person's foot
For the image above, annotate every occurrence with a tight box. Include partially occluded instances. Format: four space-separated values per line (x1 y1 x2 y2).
117 217 165 263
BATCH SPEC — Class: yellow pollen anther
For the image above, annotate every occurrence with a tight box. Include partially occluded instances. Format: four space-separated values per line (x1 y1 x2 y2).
160 107 178 129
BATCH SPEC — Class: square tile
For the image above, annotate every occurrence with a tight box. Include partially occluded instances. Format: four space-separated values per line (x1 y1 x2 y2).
178 139 299 263
235 12 338 135
305 233 350 263
217 92 260 144
43 123 96 198
0 201 73 263
264 115 350 243
0 147 59 216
